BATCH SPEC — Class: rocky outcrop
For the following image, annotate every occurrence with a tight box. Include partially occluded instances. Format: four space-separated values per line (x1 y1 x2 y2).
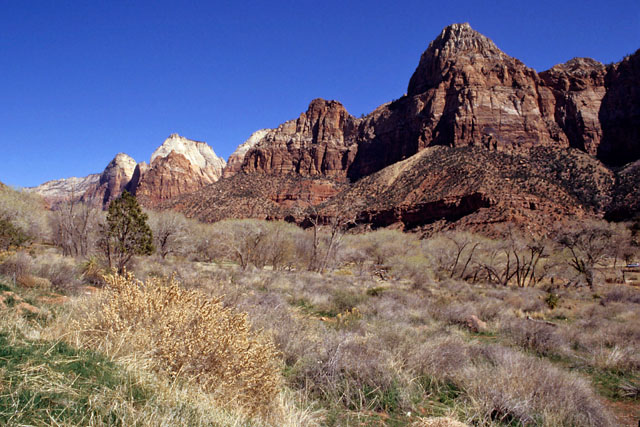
321 145 616 234
82 153 138 206
133 134 226 207
239 99 360 179
598 49 640 166
27 174 100 205
350 23 560 179
223 129 272 178
606 159 640 220
31 134 226 208
539 58 607 155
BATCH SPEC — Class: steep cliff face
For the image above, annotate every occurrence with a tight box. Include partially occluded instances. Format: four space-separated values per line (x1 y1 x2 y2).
239 99 360 179
133 134 226 207
30 134 227 208
223 129 272 178
598 49 640 165
29 152 138 207
349 23 560 179
539 58 607 155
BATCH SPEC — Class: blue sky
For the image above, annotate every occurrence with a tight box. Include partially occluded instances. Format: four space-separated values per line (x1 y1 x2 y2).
1 0 639 187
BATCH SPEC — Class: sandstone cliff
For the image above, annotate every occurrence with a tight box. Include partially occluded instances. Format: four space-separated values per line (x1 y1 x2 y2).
223 129 272 178
31 23 640 231
30 134 226 208
176 23 639 230
239 99 360 179
27 174 100 205
82 153 138 206
133 134 226 207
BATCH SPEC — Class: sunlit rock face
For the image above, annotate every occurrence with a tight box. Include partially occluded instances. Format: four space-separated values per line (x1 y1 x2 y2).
27 174 101 205
167 24 640 229
133 134 227 207
223 129 272 178
238 99 360 180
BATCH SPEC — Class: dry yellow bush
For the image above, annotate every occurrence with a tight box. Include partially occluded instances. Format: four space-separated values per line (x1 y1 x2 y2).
81 272 282 418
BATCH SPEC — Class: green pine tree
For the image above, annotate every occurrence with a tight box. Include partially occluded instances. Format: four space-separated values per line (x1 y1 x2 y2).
100 191 154 273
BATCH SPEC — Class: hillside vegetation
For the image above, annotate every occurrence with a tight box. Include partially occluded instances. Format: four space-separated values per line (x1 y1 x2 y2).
0 185 638 426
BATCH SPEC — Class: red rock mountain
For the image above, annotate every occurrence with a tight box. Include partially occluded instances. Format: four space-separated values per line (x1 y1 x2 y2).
31 23 640 232
167 23 639 232
30 134 226 208
133 134 226 207
238 99 359 179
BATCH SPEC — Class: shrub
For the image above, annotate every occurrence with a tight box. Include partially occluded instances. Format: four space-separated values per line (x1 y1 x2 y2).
79 273 282 418
0 251 33 280
0 186 49 242
545 291 560 309
502 318 565 356
34 254 80 291
0 218 29 250
463 346 614 426
390 254 434 287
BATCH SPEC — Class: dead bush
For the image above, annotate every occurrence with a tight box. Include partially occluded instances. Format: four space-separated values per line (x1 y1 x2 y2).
409 334 472 381
462 346 614 426
78 273 282 419
0 251 33 280
502 318 565 356
297 332 406 413
34 254 80 291
601 286 640 305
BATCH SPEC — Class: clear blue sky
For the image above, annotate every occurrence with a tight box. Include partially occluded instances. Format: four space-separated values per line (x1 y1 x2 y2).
1 0 639 187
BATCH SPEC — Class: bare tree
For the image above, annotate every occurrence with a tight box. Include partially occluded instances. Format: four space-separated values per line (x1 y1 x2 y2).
147 210 190 259
554 221 617 289
50 200 101 257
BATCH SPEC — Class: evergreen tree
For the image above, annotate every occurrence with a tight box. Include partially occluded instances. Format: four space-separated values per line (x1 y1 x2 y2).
100 191 154 273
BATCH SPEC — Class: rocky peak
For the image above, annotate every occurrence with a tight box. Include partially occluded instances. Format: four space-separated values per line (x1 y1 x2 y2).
541 58 606 90
430 23 503 60
100 153 137 184
292 98 356 144
408 23 509 95
85 152 138 205
223 129 272 178
134 134 226 206
239 98 359 178
151 134 226 174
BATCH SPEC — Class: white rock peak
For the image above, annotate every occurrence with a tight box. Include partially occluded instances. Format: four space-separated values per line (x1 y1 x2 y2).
228 129 272 160
107 153 138 176
151 134 226 170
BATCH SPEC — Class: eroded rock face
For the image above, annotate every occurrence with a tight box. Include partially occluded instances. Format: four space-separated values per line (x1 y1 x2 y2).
31 134 227 208
598 49 640 166
539 58 607 155
223 129 272 178
240 99 360 179
27 174 100 205
133 134 226 207
81 153 138 206
350 23 560 179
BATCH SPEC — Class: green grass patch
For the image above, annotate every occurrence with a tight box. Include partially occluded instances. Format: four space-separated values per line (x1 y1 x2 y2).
0 332 153 425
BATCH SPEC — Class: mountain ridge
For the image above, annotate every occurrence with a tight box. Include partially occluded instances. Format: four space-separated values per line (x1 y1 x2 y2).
28 23 640 232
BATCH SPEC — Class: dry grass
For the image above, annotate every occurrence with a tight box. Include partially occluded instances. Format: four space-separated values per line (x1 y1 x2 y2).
70 272 283 420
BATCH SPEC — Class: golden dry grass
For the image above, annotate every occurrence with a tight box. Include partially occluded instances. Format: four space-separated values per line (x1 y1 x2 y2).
73 272 283 420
